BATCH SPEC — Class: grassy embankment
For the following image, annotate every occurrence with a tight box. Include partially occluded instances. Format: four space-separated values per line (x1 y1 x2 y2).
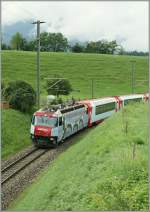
10 102 148 211
2 50 148 99
2 51 148 159
2 109 31 159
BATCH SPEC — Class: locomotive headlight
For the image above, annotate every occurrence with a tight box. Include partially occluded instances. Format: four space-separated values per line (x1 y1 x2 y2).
31 134 34 139
50 137 54 141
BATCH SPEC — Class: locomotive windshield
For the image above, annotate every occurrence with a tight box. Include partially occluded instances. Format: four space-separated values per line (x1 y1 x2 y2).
32 115 58 127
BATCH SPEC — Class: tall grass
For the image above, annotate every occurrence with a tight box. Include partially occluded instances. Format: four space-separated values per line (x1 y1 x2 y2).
2 109 32 159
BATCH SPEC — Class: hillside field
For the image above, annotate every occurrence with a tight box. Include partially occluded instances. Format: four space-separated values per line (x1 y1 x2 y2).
2 50 148 100
10 102 148 210
2 109 31 159
2 51 148 158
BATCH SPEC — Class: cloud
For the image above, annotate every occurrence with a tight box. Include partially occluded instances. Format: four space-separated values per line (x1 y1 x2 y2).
2 1 148 51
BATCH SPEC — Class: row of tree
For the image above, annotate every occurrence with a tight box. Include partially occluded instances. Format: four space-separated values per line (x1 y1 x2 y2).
2 32 120 54
2 31 148 56
2 32 68 52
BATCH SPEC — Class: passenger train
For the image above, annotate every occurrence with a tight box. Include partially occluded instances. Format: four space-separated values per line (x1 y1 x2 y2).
30 93 149 147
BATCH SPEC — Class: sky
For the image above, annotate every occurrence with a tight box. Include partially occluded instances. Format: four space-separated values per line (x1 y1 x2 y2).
2 1 149 51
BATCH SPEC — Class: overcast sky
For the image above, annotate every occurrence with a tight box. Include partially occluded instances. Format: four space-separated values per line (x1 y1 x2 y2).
2 1 149 51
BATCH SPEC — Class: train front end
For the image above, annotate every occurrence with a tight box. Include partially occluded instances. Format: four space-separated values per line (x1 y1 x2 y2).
30 111 59 147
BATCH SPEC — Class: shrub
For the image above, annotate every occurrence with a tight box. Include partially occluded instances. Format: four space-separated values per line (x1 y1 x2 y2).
46 78 73 97
3 80 36 113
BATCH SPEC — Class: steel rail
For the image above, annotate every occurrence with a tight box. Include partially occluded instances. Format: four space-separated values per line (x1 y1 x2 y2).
2 148 38 173
2 149 48 185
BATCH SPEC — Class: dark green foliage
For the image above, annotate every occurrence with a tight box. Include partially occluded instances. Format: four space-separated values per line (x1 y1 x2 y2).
6 31 148 54
2 43 11 50
133 137 145 145
46 78 73 97
123 51 149 56
10 32 34 51
1 81 5 99
72 43 84 53
1 80 5 90
40 32 68 52
10 32 24 50
4 80 36 112
85 40 118 54
50 97 63 105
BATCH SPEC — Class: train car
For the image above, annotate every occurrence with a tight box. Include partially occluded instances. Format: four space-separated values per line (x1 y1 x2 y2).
79 97 119 127
144 93 149 102
30 104 88 147
119 94 144 107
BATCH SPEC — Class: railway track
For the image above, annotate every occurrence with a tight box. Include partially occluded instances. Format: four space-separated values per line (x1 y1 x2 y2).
2 148 48 185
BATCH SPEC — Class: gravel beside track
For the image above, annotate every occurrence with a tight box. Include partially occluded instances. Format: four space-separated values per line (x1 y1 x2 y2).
2 145 36 169
2 149 47 184
1 128 90 210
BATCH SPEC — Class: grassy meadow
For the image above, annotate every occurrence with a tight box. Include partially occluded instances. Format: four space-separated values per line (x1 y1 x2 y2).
2 50 148 100
2 109 31 159
10 102 148 210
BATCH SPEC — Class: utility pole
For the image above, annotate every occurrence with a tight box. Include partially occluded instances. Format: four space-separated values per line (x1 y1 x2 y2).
92 79 94 99
32 20 45 108
130 60 136 94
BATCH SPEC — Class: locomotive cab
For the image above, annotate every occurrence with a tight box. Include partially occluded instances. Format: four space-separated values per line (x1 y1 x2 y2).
30 111 64 147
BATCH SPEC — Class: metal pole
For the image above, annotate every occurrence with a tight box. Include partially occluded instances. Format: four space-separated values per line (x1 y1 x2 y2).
92 79 94 98
131 61 135 94
37 21 40 108
32 20 45 108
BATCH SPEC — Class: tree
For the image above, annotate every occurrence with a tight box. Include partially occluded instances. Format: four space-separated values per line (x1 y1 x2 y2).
25 39 37 51
40 32 68 52
2 43 11 50
10 32 24 50
46 78 73 97
3 80 36 112
1 81 5 100
85 40 119 54
40 32 49 51
72 43 84 53
49 33 68 52
109 40 118 54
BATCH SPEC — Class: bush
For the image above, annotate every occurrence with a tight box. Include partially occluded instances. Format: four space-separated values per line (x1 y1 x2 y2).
1 81 5 99
3 80 36 113
46 78 73 97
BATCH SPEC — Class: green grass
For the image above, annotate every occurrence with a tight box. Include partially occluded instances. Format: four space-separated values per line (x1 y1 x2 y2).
10 102 148 210
2 109 32 159
2 51 148 158
2 50 148 100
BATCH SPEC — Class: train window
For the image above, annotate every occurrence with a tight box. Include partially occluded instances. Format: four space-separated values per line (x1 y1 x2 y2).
61 104 85 114
35 116 58 127
59 117 63 126
124 98 142 105
31 115 35 124
95 102 115 115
